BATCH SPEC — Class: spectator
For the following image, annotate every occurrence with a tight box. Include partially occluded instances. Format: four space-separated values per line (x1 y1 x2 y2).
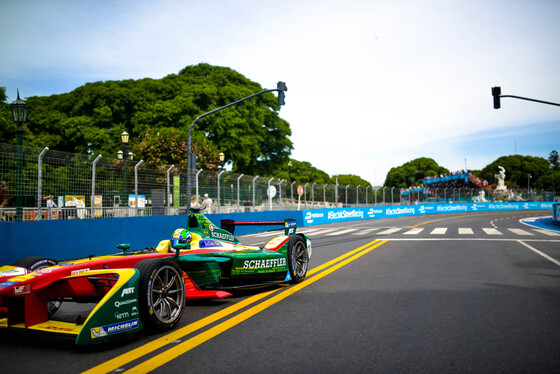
201 193 213 214
45 195 57 209
191 196 199 208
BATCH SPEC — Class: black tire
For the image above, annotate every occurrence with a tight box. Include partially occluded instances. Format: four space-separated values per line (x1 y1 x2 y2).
13 256 61 317
287 235 308 283
134 258 186 332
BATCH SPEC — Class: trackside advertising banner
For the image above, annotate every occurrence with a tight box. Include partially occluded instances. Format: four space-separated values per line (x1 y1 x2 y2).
302 202 554 226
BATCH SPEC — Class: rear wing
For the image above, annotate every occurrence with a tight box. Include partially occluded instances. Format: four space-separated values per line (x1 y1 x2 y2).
221 218 297 236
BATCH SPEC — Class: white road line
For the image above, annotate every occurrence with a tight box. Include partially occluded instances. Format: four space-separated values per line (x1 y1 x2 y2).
377 228 401 235
517 240 560 267
326 228 359 236
404 228 423 235
458 227 474 235
532 228 560 236
430 227 447 235
351 228 380 235
308 229 339 236
507 228 534 236
482 228 502 235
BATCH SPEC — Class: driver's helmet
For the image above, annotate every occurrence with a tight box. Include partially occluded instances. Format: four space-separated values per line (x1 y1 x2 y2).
170 228 192 247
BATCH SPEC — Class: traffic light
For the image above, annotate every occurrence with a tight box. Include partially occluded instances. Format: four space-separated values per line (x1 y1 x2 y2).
277 81 287 106
492 86 501 109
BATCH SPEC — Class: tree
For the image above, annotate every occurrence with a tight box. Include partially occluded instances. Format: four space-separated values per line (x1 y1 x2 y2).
385 158 449 188
10 64 292 175
328 174 372 187
479 155 550 189
274 159 330 184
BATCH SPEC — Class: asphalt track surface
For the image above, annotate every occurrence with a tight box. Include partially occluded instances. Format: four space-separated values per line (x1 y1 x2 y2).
1 210 559 373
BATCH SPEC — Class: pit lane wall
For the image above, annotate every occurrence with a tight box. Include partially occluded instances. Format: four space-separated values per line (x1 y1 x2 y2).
0 202 553 265
553 203 560 226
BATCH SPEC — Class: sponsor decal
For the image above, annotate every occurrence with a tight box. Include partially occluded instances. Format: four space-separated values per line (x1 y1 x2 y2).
285 220 297 227
419 206 426 214
198 239 223 248
14 284 31 295
0 268 27 277
436 205 467 212
114 311 130 320
327 210 363 220
367 208 375 218
210 231 235 241
0 281 18 288
121 287 135 297
71 268 89 276
209 225 214 232
44 325 77 333
114 298 137 308
386 207 415 215
489 203 519 210
91 319 139 339
305 211 324 223
243 258 286 270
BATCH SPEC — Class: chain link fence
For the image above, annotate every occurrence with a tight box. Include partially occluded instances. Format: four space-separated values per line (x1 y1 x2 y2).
0 143 554 221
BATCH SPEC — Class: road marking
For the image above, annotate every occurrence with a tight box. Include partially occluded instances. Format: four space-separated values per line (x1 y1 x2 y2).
308 228 338 236
326 228 359 236
482 228 502 235
517 240 560 267
351 228 380 235
430 227 447 235
404 228 423 235
532 228 560 236
377 228 401 235
458 227 474 235
507 228 534 236
83 240 386 374
121 240 387 374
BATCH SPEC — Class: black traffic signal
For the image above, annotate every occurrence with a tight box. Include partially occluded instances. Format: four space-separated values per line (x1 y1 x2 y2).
277 81 287 106
492 86 501 109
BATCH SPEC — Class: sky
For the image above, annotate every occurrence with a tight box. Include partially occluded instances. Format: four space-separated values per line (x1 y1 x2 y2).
1 0 559 185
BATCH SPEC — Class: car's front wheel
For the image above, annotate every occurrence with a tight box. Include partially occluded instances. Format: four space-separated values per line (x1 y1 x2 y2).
287 236 308 283
134 258 186 332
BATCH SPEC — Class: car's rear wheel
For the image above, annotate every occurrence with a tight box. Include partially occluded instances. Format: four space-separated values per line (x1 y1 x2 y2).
287 236 308 283
134 258 186 332
13 256 62 317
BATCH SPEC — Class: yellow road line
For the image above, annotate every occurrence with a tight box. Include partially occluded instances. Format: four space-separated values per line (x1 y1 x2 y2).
83 239 384 374
125 240 386 374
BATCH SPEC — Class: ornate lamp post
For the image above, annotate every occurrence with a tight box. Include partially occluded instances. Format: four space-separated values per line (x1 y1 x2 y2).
218 152 225 169
120 131 133 208
11 90 28 221
288 161 292 182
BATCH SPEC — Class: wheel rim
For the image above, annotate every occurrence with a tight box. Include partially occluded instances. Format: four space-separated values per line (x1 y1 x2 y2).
150 265 185 324
292 241 308 277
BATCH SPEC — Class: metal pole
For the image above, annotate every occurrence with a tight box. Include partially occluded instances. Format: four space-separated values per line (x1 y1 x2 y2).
237 174 244 212
324 183 328 207
304 183 309 208
345 185 350 206
37 147 49 220
267 177 274 211
252 175 259 211
15 128 23 221
291 181 296 209
356 185 360 206
312 183 316 208
278 179 284 209
366 186 370 205
195 169 203 206
187 86 284 210
134 160 144 217
391 187 395 205
166 165 174 214
217 170 225 213
383 187 386 205
91 154 102 219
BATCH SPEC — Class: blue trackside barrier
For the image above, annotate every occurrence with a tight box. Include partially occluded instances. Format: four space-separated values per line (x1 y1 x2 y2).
0 202 554 264
553 203 560 226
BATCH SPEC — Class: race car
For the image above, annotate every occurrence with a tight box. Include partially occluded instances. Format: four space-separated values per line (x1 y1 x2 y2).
0 209 311 345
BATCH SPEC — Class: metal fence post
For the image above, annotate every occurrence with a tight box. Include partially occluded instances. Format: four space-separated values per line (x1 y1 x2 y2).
311 183 316 208
90 154 102 219
356 185 360 206
267 177 274 211
196 169 203 205
291 181 296 210
37 147 49 220
324 183 328 207
252 175 259 211
134 160 144 217
278 179 284 209
237 174 244 212
217 170 225 213
166 164 174 215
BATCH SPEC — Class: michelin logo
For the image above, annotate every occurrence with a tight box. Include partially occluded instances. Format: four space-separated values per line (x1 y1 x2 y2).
91 319 139 339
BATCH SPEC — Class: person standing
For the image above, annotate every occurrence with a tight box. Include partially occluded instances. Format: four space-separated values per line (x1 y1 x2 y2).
201 193 213 214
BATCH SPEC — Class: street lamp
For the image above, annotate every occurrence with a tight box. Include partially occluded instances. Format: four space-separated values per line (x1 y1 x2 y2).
288 161 292 182
11 90 28 221
218 152 225 170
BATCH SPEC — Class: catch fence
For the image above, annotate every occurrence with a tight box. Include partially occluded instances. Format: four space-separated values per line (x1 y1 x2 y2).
0 144 552 221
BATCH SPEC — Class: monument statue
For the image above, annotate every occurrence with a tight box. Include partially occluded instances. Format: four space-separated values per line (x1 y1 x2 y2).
491 166 524 202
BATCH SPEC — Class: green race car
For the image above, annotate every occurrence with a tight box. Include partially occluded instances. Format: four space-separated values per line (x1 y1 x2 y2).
0 209 311 345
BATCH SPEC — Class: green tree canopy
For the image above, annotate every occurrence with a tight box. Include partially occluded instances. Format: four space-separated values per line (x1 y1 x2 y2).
5 64 292 173
328 174 372 187
478 154 554 190
273 159 330 184
385 157 449 188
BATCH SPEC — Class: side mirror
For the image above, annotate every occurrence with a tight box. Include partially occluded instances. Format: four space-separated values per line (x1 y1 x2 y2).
172 242 191 257
117 243 131 254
